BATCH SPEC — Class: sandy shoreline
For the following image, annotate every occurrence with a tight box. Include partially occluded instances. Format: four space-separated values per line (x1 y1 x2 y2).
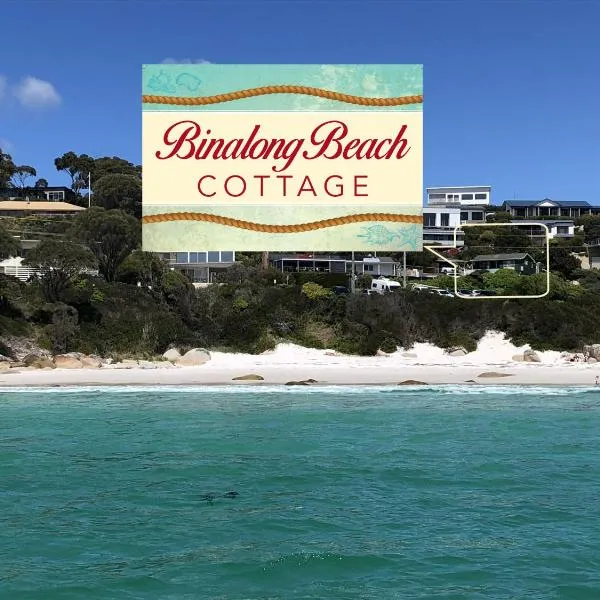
1 364 599 388
2 333 599 388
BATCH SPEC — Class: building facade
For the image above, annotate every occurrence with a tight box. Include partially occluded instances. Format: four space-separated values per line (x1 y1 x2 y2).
426 186 491 207
502 199 600 219
157 251 236 284
270 254 401 277
423 206 464 246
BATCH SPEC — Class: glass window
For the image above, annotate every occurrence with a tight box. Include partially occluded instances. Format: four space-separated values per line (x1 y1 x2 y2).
461 194 474 200
474 193 487 200
472 212 484 221
460 212 468 221
429 193 445 199
189 252 198 263
220 251 234 262
441 213 450 227
196 252 207 263
175 252 188 263
424 213 436 227
207 251 220 262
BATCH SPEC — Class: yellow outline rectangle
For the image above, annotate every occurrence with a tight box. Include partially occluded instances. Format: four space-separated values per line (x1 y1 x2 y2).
424 222 550 299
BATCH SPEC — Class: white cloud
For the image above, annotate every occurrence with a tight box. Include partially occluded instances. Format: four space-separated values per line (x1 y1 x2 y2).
160 58 211 64
0 75 6 100
13 76 61 109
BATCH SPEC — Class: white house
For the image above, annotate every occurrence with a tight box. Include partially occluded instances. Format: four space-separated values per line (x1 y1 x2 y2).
423 206 464 247
426 186 491 207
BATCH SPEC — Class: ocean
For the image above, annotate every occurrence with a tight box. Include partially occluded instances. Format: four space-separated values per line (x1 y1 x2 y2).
1 385 600 599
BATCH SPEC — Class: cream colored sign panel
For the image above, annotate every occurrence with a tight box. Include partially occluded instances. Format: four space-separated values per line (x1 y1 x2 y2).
143 111 422 207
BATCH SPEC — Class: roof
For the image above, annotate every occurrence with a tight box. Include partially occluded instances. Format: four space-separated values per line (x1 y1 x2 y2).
0 201 85 212
512 219 574 226
503 199 593 208
471 253 532 262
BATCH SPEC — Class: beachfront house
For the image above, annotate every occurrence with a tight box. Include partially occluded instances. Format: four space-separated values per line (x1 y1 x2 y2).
468 253 538 275
512 220 576 246
156 251 237 285
0 185 78 203
269 253 401 277
0 200 86 217
426 185 491 207
423 206 464 247
502 199 600 219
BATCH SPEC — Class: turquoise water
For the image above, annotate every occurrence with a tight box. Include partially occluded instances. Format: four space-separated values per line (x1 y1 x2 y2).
2 385 600 599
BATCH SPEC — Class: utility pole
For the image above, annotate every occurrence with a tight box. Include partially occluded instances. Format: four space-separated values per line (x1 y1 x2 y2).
88 172 91 208
403 251 407 288
350 251 356 293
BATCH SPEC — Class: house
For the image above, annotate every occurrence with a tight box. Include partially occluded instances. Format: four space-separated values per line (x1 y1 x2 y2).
0 200 85 217
423 206 465 247
469 253 538 275
156 251 236 284
502 199 600 219
512 220 576 246
269 253 402 276
0 186 77 203
427 186 491 207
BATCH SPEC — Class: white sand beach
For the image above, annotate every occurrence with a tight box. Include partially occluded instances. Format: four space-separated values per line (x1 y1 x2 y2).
1 332 599 388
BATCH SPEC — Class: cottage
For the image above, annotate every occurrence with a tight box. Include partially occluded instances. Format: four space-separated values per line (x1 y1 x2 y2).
469 253 538 275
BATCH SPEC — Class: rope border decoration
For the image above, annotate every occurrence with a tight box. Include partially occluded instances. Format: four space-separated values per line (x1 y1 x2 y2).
142 212 423 233
142 85 423 107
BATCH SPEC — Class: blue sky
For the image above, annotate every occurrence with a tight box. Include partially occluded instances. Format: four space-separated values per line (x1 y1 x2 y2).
0 0 598 205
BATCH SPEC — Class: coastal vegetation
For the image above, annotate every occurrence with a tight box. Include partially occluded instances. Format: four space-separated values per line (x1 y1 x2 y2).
2 147 600 358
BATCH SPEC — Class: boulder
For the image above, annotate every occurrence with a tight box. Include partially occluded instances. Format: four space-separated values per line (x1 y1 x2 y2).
512 354 525 362
0 361 11 371
588 357 598 364
398 379 427 385
584 344 600 360
138 360 158 370
80 355 102 368
232 374 264 381
477 372 514 378
53 354 84 369
163 348 182 362
285 379 318 386
113 359 139 369
154 361 176 369
401 352 418 359
176 348 211 366
523 349 541 363
23 353 55 369
447 347 468 357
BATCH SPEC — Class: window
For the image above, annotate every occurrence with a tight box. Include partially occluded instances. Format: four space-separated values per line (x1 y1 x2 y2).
556 226 570 235
424 213 436 227
440 213 450 227
429 193 445 199
447 194 459 200
364 264 374 272
207 251 220 262
46 191 65 201
472 212 484 221
220 251 234 262
175 252 188 263
461 212 468 221
189 253 198 263
461 194 474 200
474 193 487 200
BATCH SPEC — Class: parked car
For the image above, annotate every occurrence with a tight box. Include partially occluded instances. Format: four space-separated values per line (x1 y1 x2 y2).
332 286 350 296
473 289 498 296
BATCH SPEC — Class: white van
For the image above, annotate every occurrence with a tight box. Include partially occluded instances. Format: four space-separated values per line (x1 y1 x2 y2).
370 277 402 295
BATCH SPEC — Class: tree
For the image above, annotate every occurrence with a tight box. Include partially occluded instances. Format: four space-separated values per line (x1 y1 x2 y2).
549 247 581 280
92 173 142 217
117 249 167 287
577 215 600 243
54 151 94 195
11 165 37 189
69 207 140 281
0 224 19 259
487 211 511 223
92 156 141 181
0 149 16 188
35 178 48 188
24 239 97 302
482 268 522 293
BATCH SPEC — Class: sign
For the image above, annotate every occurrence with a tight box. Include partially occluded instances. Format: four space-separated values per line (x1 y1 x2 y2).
142 64 423 251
